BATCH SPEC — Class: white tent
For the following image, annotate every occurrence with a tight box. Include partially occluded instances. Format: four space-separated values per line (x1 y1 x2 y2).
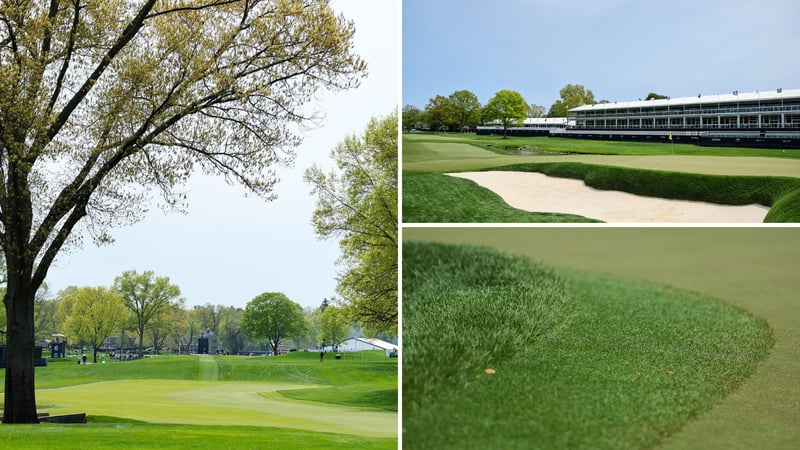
339 337 398 356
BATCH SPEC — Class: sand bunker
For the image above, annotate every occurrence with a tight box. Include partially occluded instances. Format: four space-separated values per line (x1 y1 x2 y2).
448 171 769 223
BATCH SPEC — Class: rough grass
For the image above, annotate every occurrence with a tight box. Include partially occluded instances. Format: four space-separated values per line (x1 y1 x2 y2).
402 171 598 223
403 242 574 409
402 241 774 449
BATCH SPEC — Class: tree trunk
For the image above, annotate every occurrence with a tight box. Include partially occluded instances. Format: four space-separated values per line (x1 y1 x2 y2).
93 346 99 364
137 324 145 358
3 284 40 424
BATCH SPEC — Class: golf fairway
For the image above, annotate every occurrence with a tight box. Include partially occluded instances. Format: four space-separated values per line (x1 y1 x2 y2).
36 379 396 438
403 139 800 178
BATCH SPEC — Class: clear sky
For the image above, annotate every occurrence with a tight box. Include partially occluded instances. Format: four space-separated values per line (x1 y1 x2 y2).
403 0 800 109
43 0 400 310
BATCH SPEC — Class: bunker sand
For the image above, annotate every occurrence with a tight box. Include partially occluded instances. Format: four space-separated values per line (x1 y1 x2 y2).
36 379 396 438
448 171 768 223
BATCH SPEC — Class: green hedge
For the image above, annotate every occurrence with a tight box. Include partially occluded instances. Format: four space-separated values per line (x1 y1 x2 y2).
495 162 800 222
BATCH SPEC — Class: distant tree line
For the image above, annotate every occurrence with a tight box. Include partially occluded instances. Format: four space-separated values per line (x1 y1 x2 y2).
404 83 636 134
0 266 381 360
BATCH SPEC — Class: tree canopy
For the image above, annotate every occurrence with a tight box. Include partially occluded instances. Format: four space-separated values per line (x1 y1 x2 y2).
402 104 423 131
484 90 527 138
113 270 181 358
320 304 348 348
447 90 482 131
241 292 305 356
423 95 451 131
527 103 547 118
548 84 596 117
305 112 397 336
0 0 365 423
63 286 126 363
645 92 669 100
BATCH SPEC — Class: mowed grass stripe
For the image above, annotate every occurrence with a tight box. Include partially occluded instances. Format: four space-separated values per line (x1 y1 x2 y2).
404 132 800 162
199 356 220 381
403 141 800 178
403 228 800 449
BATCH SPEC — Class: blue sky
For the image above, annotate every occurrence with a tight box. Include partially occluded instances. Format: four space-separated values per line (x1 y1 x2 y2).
43 0 399 310
404 0 800 109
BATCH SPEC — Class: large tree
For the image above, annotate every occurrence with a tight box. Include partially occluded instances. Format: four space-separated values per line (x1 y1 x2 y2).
424 95 452 131
147 297 185 354
527 103 547 118
320 304 348 348
447 90 482 131
113 270 181 359
0 0 365 423
484 90 527 138
219 306 245 355
305 112 397 335
241 292 305 356
63 286 126 363
548 83 596 117
402 104 423 132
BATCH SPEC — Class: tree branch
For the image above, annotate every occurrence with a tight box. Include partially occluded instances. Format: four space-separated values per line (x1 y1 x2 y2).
46 0 82 115
43 0 158 146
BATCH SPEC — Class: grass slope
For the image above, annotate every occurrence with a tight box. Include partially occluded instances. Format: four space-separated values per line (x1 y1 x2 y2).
403 171 598 223
403 241 773 449
1 352 397 449
404 227 800 449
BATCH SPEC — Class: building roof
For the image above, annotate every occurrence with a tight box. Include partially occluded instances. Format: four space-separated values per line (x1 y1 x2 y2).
570 88 800 112
523 117 569 125
343 337 398 351
479 117 569 127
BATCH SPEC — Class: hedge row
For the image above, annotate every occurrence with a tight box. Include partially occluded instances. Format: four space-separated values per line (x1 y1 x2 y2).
495 162 800 222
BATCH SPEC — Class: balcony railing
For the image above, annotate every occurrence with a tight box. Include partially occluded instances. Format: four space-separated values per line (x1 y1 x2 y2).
571 103 800 119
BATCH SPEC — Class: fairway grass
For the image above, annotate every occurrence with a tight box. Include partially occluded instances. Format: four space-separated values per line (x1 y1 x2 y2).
1 352 397 449
403 134 800 176
404 228 800 449
36 380 395 437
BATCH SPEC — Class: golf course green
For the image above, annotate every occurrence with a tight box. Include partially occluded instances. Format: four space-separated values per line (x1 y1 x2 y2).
1 351 397 449
403 133 800 222
403 228 799 449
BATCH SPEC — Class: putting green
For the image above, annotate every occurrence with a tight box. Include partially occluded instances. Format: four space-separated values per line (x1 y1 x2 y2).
36 379 396 438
